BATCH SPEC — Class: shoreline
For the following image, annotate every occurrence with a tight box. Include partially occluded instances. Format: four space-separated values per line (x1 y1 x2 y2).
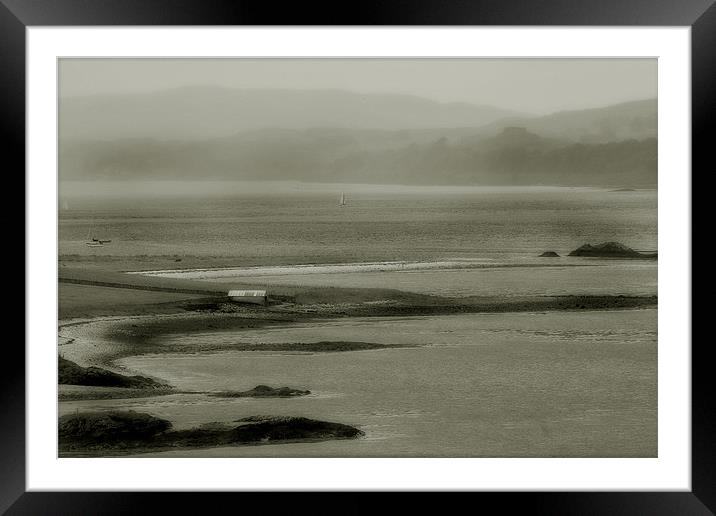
58 249 658 275
127 259 598 279
59 289 657 374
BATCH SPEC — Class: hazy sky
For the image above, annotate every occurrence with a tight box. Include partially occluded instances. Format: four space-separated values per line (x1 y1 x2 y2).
59 58 656 115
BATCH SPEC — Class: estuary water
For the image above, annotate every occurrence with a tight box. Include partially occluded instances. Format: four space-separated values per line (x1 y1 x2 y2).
59 183 657 266
61 309 657 457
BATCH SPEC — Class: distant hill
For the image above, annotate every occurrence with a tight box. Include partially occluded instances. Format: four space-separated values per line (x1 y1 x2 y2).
60 126 657 187
325 127 656 186
58 87 523 141
474 99 656 143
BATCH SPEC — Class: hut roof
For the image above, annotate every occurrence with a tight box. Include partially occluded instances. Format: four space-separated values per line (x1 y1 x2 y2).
228 290 267 297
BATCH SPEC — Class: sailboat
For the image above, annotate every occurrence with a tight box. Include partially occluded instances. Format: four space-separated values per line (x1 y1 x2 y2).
339 192 347 207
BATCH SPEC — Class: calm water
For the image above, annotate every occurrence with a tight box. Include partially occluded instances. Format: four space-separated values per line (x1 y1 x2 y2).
61 310 657 457
59 183 657 265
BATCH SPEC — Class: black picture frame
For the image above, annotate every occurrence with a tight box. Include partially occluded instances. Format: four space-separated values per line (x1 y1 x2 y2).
7 0 709 513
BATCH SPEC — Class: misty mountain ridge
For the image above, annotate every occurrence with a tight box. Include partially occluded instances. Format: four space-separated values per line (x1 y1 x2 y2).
60 125 657 187
59 86 525 141
473 98 656 144
60 86 656 143
59 88 657 186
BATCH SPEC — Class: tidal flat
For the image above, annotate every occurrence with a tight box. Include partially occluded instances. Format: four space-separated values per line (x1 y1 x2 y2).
58 274 656 457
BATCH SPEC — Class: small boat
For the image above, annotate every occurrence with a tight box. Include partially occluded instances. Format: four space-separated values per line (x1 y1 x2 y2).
339 192 347 207
85 226 110 247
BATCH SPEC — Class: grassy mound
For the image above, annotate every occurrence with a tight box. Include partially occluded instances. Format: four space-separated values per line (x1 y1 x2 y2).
59 411 363 454
231 416 362 442
58 410 172 446
568 242 656 258
209 385 310 398
58 356 166 389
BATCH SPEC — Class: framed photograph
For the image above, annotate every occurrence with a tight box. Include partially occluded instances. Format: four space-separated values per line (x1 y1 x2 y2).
9 0 708 512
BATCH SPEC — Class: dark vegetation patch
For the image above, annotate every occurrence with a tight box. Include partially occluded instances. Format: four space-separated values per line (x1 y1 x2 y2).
58 411 363 454
58 356 168 389
568 242 657 259
209 385 310 398
58 386 175 401
106 314 295 347
231 416 361 442
59 411 172 447
212 341 408 353
346 295 658 315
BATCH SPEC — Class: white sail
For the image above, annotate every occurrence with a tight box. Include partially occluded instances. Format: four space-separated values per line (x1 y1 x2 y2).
339 192 346 206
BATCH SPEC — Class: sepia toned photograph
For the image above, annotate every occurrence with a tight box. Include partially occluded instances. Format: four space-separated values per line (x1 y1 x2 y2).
57 58 657 458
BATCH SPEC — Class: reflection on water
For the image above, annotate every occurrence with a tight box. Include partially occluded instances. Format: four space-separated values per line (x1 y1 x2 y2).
62 310 657 457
